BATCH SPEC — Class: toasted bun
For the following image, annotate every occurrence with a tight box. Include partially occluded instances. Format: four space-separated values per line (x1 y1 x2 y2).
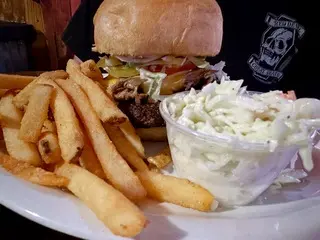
94 0 223 57
136 127 167 142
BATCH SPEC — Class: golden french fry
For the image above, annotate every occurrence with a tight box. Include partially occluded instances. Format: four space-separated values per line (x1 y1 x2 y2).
119 121 145 158
104 123 148 171
66 59 127 125
97 77 119 103
149 164 160 173
0 93 41 166
41 119 57 133
0 74 36 89
37 132 61 164
56 163 146 237
0 90 21 124
80 60 104 82
55 79 146 200
19 84 54 143
30 78 84 162
13 70 68 110
136 127 167 142
95 81 116 105
49 80 84 162
97 79 109 89
0 153 68 187
0 126 3 140
136 171 214 212
1 128 41 166
79 134 106 180
147 145 172 169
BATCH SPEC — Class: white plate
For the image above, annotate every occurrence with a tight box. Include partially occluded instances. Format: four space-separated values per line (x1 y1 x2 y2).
1 142 320 240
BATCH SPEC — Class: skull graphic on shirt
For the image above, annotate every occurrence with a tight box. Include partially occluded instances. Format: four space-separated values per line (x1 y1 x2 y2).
260 28 294 67
248 14 305 84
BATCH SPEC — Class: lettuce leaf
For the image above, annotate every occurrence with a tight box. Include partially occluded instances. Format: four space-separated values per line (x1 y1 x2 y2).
139 68 167 100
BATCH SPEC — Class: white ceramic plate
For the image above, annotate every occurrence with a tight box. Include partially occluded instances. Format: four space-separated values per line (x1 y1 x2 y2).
1 141 320 240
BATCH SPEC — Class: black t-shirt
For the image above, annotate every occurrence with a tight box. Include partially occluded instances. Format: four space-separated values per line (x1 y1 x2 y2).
213 0 319 98
63 0 319 98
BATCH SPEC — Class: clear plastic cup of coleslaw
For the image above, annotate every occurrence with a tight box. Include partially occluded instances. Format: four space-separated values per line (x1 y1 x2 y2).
159 91 300 207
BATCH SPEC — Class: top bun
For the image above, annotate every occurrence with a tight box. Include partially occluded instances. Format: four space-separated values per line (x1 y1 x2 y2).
93 0 223 57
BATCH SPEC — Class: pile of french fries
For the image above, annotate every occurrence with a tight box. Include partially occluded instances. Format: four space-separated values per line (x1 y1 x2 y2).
0 60 214 238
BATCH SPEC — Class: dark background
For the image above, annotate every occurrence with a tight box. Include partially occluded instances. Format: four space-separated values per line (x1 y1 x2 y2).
0 205 79 239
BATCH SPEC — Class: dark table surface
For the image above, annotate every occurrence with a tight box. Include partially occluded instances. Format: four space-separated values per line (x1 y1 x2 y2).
0 205 81 239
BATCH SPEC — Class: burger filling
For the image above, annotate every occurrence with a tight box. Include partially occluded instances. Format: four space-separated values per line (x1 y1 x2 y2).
96 55 226 128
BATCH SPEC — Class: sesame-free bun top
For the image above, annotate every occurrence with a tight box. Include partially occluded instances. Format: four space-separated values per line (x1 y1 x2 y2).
93 0 223 57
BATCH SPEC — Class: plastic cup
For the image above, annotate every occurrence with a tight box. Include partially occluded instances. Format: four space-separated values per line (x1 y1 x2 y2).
160 92 299 207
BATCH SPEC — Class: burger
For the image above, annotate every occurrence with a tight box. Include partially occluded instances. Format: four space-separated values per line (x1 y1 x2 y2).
92 0 223 141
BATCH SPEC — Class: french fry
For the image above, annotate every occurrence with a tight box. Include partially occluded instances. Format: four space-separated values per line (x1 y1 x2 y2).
96 77 119 103
0 153 68 187
0 74 35 89
32 78 83 162
80 60 104 82
41 119 57 133
149 164 160 173
66 59 127 125
0 126 3 140
1 128 41 166
55 163 146 237
147 145 172 169
119 121 145 158
55 79 146 200
13 70 68 110
37 132 61 164
79 134 106 180
40 70 68 79
19 84 54 143
104 123 148 171
136 127 167 142
0 93 41 166
136 171 214 212
95 81 116 103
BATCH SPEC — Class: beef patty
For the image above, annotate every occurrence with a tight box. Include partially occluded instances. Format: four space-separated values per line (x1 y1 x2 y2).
119 101 165 128
112 69 217 128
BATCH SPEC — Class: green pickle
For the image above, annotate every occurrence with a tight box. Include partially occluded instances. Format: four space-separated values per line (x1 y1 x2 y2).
108 66 139 78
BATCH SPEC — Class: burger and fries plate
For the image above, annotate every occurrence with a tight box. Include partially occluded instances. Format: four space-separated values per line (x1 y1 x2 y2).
0 60 319 240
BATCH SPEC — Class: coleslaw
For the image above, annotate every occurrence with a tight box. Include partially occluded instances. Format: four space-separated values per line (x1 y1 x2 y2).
167 80 320 170
161 80 320 206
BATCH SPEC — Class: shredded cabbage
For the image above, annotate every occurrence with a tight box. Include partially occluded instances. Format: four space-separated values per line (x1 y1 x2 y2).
298 146 314 171
273 168 308 185
166 80 320 171
139 68 167 100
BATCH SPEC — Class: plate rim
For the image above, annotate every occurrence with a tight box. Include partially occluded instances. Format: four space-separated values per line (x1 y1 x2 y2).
1 169 320 240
